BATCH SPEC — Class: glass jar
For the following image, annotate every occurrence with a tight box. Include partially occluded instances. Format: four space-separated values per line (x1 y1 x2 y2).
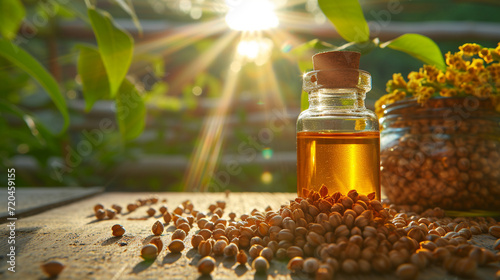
380 97 500 211
297 69 380 198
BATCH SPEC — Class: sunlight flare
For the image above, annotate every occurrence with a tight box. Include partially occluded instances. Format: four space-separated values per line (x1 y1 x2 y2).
225 0 279 31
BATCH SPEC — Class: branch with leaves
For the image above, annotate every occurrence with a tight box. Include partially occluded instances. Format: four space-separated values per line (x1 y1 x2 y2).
0 0 146 142
295 0 445 111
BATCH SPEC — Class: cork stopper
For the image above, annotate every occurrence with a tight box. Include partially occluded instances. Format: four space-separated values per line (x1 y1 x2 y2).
312 51 361 88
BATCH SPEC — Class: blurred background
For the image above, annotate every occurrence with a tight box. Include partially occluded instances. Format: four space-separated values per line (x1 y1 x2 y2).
1 0 499 192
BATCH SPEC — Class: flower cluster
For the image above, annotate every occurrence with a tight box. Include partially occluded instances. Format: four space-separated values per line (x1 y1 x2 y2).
375 42 500 118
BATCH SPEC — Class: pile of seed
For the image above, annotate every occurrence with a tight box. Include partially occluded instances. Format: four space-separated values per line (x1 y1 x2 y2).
124 187 500 279
380 109 500 211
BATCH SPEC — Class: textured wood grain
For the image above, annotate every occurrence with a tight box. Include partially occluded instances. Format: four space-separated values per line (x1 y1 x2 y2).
0 192 498 280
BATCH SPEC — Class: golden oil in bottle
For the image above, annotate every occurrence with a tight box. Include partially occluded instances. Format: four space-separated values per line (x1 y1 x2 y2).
297 131 380 198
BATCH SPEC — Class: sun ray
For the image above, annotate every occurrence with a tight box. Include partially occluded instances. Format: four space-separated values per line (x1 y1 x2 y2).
169 30 239 92
183 49 244 192
135 18 228 56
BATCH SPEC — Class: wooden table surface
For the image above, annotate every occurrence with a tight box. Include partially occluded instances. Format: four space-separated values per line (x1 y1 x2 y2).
0 192 499 280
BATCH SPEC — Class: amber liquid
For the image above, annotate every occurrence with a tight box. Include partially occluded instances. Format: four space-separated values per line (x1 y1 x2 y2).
297 131 381 199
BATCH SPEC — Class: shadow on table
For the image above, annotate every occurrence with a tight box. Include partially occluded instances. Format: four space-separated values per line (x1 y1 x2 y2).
166 225 177 232
131 260 154 274
101 236 123 246
234 264 248 277
222 256 236 269
142 235 159 245
186 248 198 259
253 273 268 280
87 217 121 224
163 252 182 265
197 275 213 280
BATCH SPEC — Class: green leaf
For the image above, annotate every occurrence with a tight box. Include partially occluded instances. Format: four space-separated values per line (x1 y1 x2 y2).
0 100 55 147
0 0 25 40
114 0 143 35
0 39 69 133
318 0 369 43
77 45 110 111
335 38 380 55
116 79 145 141
380 33 445 70
88 8 134 97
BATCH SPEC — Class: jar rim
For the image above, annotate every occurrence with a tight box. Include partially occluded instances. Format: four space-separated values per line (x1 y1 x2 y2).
303 69 371 93
381 96 496 116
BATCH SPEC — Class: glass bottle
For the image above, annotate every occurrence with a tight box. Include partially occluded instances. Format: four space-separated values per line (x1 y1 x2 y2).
296 51 380 199
380 97 500 211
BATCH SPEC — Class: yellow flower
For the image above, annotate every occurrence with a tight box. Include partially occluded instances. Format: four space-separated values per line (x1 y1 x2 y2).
423 65 439 81
376 42 500 115
436 72 446 84
440 88 458 97
459 43 481 56
406 79 420 93
479 48 490 57
476 72 490 84
454 73 471 87
469 59 484 70
467 67 476 76
445 51 463 68
445 69 456 82
453 60 467 71
484 55 493 64
479 48 492 63
439 88 451 97
417 91 431 105
473 85 492 98
408 71 424 80
461 83 474 95
417 86 435 96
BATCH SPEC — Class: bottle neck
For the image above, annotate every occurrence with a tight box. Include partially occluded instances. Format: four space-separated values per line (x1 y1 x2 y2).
308 88 366 110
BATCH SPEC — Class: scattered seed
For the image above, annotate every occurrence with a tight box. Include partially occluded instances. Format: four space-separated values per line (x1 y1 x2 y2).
489 226 500 238
237 250 248 265
111 224 125 237
95 209 106 220
94 204 104 213
303 258 319 274
111 204 122 214
198 256 216 275
149 237 163 253
396 263 418 280
141 244 158 260
41 260 65 277
199 240 212 257
252 256 269 273
191 234 204 249
494 239 500 251
224 243 238 257
147 208 156 217
213 240 227 256
105 209 116 219
168 240 185 253
152 220 164 236
287 256 304 273
127 203 138 212
172 229 187 241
